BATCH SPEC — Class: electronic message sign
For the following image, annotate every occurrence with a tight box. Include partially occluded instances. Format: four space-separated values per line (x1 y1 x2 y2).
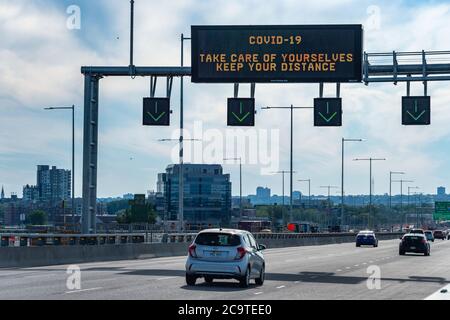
314 98 342 126
402 96 430 125
143 98 170 126
191 25 363 83
227 98 255 126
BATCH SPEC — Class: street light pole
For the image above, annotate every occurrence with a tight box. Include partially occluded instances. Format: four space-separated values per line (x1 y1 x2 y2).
158 138 200 229
392 179 414 230
179 33 191 232
298 179 311 208
390 171 405 208
320 185 339 228
272 170 296 220
224 157 243 220
44 105 76 231
341 138 363 226
262 105 312 223
353 157 386 229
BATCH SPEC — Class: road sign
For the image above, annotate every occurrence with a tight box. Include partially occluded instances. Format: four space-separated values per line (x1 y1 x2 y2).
402 96 430 125
314 98 342 126
227 98 255 126
143 98 170 126
191 25 363 83
434 201 450 221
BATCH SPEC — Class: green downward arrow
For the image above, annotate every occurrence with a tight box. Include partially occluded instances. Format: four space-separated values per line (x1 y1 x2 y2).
318 102 337 122
147 102 166 122
406 100 426 121
232 102 251 123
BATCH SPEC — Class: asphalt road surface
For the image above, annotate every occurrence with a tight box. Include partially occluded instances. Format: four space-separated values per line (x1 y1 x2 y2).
1 239 450 300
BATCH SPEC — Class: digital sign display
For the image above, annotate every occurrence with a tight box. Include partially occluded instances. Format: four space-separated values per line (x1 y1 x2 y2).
143 98 171 126
191 25 363 83
227 98 255 126
402 96 430 126
314 98 342 127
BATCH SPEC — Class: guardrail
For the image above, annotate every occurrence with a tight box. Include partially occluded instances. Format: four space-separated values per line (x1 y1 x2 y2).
0 232 404 248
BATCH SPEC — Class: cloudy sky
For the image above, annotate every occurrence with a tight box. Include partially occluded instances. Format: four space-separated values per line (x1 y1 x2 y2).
1 0 450 198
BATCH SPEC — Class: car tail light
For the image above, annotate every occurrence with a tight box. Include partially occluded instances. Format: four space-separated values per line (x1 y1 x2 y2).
235 247 247 260
188 244 197 258
421 239 427 244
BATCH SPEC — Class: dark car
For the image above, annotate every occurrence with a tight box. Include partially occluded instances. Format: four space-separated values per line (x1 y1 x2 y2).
433 230 446 240
399 234 430 256
356 231 378 247
409 229 424 234
424 230 434 242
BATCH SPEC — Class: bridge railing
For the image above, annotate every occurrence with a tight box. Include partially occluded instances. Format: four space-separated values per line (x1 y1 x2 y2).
0 232 404 248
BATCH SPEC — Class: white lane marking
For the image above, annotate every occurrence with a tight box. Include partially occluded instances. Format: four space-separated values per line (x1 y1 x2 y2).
345 267 351 269
369 261 374 263
276 285 286 289
294 281 300 284
354 264 359 267
336 269 342 272
254 292 263 295
425 284 450 300
156 276 176 281
362 263 367 265
65 287 103 294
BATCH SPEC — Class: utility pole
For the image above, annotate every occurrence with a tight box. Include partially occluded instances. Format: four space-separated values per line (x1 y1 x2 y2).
262 105 312 223
353 157 386 229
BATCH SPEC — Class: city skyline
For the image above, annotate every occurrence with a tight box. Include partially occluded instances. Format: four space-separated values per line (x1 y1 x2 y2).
2 1 450 198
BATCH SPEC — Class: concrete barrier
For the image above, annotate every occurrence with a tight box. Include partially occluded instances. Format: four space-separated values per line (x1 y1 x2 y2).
0 233 403 268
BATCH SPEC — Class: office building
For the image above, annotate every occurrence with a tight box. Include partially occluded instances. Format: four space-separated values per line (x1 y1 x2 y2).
158 164 231 227
437 186 446 196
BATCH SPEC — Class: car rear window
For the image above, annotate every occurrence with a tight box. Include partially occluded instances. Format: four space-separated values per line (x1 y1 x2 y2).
404 235 423 243
195 233 241 247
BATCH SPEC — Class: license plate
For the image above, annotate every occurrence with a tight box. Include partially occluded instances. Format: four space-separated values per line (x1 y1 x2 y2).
410 246 416 250
208 251 223 257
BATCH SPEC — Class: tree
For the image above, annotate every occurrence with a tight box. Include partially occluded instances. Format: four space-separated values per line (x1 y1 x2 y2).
116 203 157 224
27 210 48 225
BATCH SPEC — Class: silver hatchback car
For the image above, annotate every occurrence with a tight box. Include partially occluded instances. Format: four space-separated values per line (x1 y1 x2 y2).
185 228 266 287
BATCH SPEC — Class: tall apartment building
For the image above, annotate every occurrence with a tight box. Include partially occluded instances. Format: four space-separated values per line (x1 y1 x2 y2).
36 165 71 201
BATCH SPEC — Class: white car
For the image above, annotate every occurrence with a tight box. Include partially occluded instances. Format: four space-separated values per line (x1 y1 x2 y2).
185 228 266 288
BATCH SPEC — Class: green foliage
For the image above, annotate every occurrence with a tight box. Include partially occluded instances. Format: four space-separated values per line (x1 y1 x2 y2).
107 199 130 215
26 210 48 225
116 202 157 224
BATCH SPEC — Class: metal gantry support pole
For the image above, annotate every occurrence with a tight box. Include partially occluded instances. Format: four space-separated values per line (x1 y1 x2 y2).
82 74 100 234
72 105 75 228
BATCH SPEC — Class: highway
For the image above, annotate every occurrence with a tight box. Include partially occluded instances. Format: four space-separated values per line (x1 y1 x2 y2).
1 239 450 300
